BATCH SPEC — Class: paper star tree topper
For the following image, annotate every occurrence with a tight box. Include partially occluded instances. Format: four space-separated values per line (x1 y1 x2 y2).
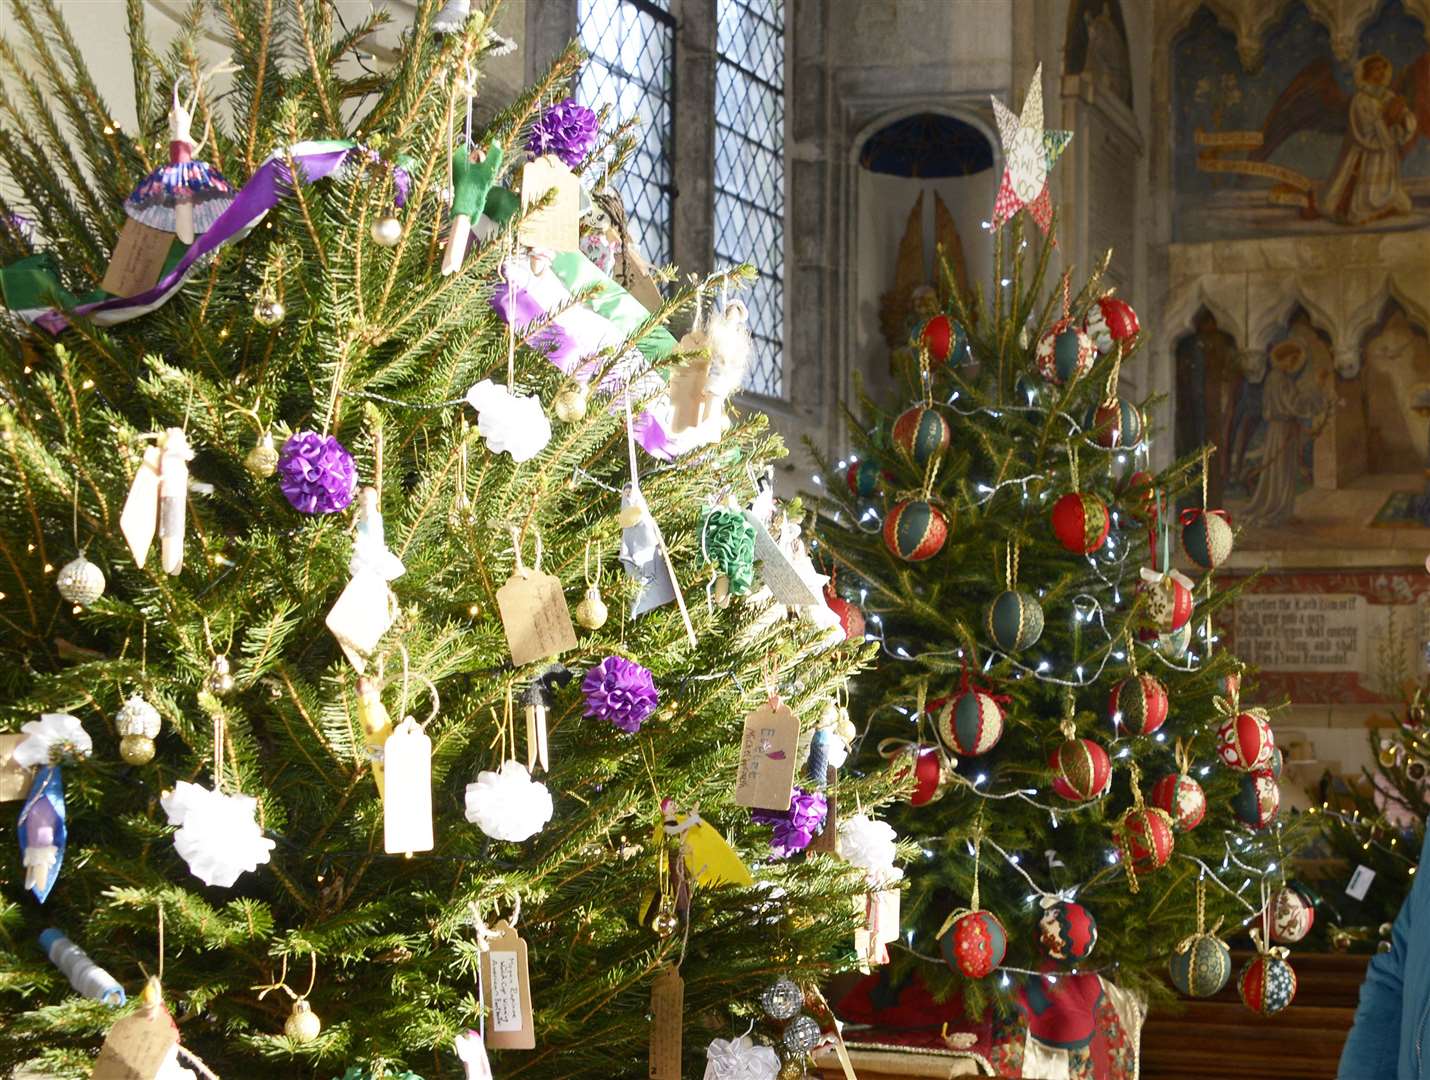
991 65 1072 234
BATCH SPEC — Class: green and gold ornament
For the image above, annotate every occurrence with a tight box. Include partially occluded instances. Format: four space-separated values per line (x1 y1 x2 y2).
1109 670 1168 737
1239 928 1297 1016
1035 321 1095 385
919 313 971 367
935 678 1006 757
937 833 1007 979
1049 700 1111 802
1170 879 1233 998
845 459 886 498
891 403 950 467
1084 397 1144 449
1234 768 1280 830
986 542 1043 652
883 498 949 561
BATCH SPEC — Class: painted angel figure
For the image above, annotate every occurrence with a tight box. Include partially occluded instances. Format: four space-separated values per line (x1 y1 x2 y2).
1241 339 1332 527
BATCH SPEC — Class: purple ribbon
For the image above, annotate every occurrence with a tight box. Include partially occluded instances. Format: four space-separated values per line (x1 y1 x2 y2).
34 141 360 334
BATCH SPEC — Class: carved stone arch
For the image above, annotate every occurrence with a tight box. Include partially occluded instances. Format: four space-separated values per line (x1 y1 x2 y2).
1247 282 1338 354
1159 0 1297 70
848 104 1001 179
1163 275 1247 354
1338 272 1430 377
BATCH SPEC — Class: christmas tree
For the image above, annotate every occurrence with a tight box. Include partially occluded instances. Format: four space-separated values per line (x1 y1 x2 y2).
0 2 880 1076
814 70 1305 1025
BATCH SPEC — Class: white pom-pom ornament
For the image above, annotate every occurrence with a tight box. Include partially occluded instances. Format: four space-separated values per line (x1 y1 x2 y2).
161 781 275 888
465 379 552 463
465 760 553 842
703 1034 781 1080
838 813 899 877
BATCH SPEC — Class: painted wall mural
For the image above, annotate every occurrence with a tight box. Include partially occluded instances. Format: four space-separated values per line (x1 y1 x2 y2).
1173 0 1430 242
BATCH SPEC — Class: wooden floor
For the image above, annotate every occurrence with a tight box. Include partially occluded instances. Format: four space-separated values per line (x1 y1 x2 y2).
1140 951 1369 1080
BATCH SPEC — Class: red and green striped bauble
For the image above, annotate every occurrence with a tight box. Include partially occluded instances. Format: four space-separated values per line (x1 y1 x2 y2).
1035 325 1095 384
1051 492 1111 555
1038 900 1097 962
940 909 1007 979
1217 710 1274 771
1083 295 1140 353
893 744 950 806
1234 769 1280 829
1239 953 1296 1016
892 404 950 466
1116 806 1175 875
937 689 1005 756
1109 673 1169 736
1084 398 1144 448
883 499 948 561
845 459 886 498
1181 509 1234 570
1150 772 1206 830
823 584 865 641
987 588 1044 652
920 314 971 366
1050 737 1111 801
1169 933 1232 997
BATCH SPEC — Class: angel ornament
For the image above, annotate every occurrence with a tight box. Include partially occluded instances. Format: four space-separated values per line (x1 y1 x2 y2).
326 487 404 672
665 296 752 454
126 64 239 244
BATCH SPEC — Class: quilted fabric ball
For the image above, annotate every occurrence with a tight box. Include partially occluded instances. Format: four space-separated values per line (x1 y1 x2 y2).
1109 673 1169 736
987 588 1044 652
940 909 1007 979
1083 295 1139 352
891 404 950 466
1050 491 1111 555
883 499 949 562
1234 769 1280 830
1239 954 1297 1016
937 688 1005 757
1269 886 1315 945
1050 737 1112 801
1039 900 1097 962
1217 710 1275 771
1036 325 1095 384
1084 398 1144 448
1150 772 1207 831
1169 933 1232 998
1116 806 1175 875
1181 509 1234 570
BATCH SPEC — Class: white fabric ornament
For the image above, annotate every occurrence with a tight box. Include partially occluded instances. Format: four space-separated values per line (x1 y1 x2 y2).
704 1035 781 1080
13 713 91 767
465 380 552 463
456 1029 494 1080
161 781 275 888
464 760 553 842
838 813 899 878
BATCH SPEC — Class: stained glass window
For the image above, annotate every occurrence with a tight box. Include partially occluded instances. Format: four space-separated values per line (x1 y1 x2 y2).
577 0 676 269
715 0 785 398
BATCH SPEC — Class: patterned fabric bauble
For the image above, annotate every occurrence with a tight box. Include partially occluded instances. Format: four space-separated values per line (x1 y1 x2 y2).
1150 772 1206 831
1269 886 1315 944
1083 295 1140 352
940 909 1007 979
987 588 1044 652
1039 900 1097 962
845 459 885 498
1268 744 1285 780
1234 769 1280 829
1035 325 1096 384
1159 620 1193 660
897 745 950 806
1141 571 1193 634
920 314 953 363
1118 469 1158 524
1239 953 1297 1016
1217 710 1275 771
1181 509 1235 570
1084 398 1144 448
1109 673 1169 736
1169 933 1232 997
823 585 865 641
937 689 1005 757
278 431 357 515
1116 806 1175 875
1050 492 1111 555
891 404 950 466
883 499 948 562
1050 737 1111 801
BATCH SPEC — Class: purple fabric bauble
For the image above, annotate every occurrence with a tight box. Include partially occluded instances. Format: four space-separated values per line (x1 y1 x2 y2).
277 431 357 515
753 787 828 858
527 98 598 169
582 656 659 733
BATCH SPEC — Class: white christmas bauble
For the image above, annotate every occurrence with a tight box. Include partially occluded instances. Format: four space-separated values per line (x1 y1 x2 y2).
56 554 105 606
465 760 553 842
370 215 403 247
116 694 162 738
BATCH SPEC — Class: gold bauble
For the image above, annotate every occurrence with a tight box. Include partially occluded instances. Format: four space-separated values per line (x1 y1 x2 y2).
777 1058 805 1080
651 906 679 937
252 294 285 327
370 215 403 247
206 654 236 697
575 586 608 630
284 998 322 1042
553 382 589 423
246 433 279 478
119 734 156 765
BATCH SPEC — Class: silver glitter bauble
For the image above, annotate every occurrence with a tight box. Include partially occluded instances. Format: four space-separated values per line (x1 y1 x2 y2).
56 554 106 606
245 433 279 478
553 382 589 423
252 294 286 326
116 694 162 739
370 215 403 248
761 977 803 1021
206 654 236 697
781 1014 821 1054
284 998 322 1042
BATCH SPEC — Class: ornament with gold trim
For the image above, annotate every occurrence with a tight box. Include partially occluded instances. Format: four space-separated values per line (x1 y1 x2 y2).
115 694 162 766
1083 294 1140 352
823 583 865 641
845 459 888 498
1170 932 1232 998
1051 490 1111 554
891 404 950 467
883 741 954 806
1181 508 1234 570
939 907 1006 979
1109 672 1168 737
1216 708 1274 772
1050 735 1112 801
1035 323 1095 385
1239 939 1296 1016
1150 771 1206 831
1268 885 1315 945
1234 768 1280 830
1084 397 1144 448
987 588 1044 652
1113 766 1174 891
56 553 106 607
935 684 1005 757
1139 566 1194 634
919 314 971 367
1118 469 1158 524
883 498 948 562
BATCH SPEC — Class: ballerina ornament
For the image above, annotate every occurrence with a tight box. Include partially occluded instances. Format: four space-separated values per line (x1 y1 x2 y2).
126 63 239 244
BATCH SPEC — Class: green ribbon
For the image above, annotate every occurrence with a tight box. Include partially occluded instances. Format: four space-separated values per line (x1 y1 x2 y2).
703 508 757 595
551 250 677 363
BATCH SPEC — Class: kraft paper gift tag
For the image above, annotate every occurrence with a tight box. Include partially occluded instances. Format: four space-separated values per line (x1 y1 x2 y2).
497 569 577 668
480 920 534 1050
519 155 580 252
101 219 173 298
91 1003 179 1080
734 697 799 811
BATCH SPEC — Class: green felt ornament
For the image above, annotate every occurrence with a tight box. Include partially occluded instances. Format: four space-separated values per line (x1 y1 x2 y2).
442 140 505 276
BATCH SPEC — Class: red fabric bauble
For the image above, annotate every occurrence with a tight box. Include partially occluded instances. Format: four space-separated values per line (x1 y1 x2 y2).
1117 807 1174 874
1150 772 1207 831
1109 673 1169 736
823 585 865 641
1051 492 1111 555
1050 737 1112 801
921 314 953 363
